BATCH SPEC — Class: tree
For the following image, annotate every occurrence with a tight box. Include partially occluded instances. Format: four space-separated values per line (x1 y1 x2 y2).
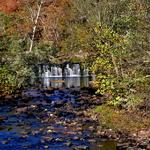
59 0 150 107
28 0 44 52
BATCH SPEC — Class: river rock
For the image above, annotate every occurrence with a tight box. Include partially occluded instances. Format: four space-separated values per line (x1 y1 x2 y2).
51 100 66 107
64 141 73 147
4 95 13 100
137 141 148 149
73 136 80 140
88 126 95 132
117 143 130 149
88 139 96 143
15 107 28 113
73 145 89 150
55 138 64 142
2 140 9 144
21 135 28 138
22 89 44 98
147 144 150 149
44 145 49 149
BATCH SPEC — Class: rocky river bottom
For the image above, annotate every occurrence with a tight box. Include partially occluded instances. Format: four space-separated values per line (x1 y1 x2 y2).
0 88 116 150
0 88 150 150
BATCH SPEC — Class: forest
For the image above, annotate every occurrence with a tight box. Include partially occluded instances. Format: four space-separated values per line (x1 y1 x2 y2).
0 0 150 149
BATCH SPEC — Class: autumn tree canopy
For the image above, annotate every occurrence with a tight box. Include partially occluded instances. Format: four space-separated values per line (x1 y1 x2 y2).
0 0 20 13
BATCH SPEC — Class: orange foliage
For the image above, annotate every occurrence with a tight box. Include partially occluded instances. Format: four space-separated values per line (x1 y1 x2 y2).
0 0 20 14
40 0 72 42
0 0 72 42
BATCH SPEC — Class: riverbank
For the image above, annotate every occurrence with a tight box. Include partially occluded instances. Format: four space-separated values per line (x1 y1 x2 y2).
93 104 150 150
70 88 150 149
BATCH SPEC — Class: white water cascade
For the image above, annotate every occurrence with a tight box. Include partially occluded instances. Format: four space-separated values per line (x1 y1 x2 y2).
39 63 89 78
64 64 80 77
37 63 92 88
42 65 62 78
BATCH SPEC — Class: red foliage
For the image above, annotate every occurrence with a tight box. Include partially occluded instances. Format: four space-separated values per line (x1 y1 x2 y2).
0 0 20 13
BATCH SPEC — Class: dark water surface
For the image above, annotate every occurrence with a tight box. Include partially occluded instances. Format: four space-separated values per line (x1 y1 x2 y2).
0 87 116 150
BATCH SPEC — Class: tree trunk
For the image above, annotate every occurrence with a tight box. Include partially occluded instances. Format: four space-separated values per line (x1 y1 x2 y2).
29 0 44 52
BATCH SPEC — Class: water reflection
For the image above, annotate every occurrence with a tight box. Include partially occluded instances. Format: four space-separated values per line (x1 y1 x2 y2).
42 77 90 88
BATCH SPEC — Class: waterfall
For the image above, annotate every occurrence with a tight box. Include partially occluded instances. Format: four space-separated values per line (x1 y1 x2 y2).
37 63 93 88
72 64 80 76
39 63 90 78
57 67 62 76
45 70 50 78
51 66 62 77
83 68 89 76
43 77 50 87
65 64 73 77
42 65 50 78
42 65 62 77
65 64 80 77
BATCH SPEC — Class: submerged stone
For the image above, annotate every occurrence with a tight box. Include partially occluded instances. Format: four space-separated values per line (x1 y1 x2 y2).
73 145 89 150
64 141 73 147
